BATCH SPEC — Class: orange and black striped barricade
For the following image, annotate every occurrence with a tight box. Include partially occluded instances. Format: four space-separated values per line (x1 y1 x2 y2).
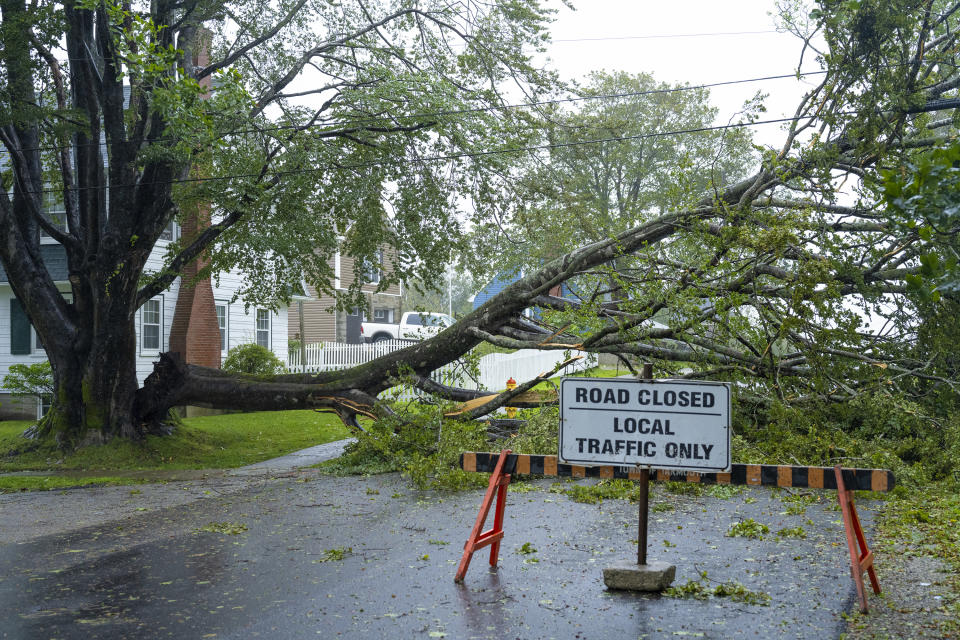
458 452 893 612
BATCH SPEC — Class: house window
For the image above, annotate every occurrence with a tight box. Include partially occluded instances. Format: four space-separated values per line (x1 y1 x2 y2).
373 307 394 323
37 395 52 419
216 302 228 355
364 250 382 284
158 221 178 241
141 298 162 352
40 191 67 241
9 292 72 355
256 309 270 349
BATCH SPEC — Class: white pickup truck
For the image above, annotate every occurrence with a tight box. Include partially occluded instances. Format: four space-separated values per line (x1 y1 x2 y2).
361 311 456 343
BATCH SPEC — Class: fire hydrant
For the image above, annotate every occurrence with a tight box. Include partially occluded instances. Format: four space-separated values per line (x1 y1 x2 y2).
505 377 517 419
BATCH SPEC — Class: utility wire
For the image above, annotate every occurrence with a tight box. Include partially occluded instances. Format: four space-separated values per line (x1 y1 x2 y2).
1 69 830 157
54 28 787 62
552 30 780 42
12 53 957 158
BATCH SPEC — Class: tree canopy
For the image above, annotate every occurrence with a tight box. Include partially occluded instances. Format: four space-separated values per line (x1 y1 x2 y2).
470 69 757 273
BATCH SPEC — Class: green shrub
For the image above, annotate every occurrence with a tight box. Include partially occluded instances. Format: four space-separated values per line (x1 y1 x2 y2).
320 385 960 496
2 361 53 397
288 339 302 357
730 392 960 485
222 343 284 376
844 392 930 441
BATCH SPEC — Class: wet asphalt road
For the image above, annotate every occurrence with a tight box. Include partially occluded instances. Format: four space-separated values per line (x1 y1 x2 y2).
0 473 873 639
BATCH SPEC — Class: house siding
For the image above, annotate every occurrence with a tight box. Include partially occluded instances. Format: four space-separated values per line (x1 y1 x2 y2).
215 268 287 364
289 289 339 344
290 247 402 345
0 244 70 283
473 271 522 309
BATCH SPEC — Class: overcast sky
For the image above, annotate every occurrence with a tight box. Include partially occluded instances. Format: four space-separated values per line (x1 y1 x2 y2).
541 0 824 148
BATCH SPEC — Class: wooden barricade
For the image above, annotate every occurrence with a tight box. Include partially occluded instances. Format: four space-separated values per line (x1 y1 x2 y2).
456 452 893 612
454 449 512 583
835 465 882 613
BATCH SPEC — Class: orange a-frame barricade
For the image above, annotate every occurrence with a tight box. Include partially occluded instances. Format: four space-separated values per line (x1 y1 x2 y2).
457 452 890 612
454 449 513 583
835 465 881 613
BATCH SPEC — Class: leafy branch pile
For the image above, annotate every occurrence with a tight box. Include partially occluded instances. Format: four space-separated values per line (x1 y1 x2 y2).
664 571 771 606
319 405 560 491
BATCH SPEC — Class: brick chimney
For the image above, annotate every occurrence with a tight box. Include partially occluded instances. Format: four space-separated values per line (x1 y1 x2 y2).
168 29 221 369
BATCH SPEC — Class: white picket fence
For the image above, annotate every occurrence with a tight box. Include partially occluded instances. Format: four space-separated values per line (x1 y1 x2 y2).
288 339 414 371
286 340 596 401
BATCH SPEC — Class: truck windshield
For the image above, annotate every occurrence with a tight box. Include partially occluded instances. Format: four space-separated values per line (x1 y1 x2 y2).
408 313 454 327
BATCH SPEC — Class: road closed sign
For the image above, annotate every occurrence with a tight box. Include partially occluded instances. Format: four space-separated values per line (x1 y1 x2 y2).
559 378 731 473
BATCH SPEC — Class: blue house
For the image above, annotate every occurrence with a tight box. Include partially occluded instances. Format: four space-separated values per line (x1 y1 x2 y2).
472 271 575 319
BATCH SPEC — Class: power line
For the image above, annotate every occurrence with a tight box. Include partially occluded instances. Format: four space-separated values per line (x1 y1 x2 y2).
56 29 784 62
9 110 866 197
1 69 829 157
552 29 780 43
9 55 953 158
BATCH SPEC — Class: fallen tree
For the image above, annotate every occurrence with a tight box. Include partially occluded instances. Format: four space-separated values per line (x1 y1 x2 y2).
142 0 960 428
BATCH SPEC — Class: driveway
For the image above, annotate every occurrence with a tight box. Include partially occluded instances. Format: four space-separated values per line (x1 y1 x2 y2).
0 455 871 639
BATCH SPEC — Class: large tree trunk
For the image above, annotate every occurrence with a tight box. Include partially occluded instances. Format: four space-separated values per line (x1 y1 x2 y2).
41 333 142 446
33 268 161 446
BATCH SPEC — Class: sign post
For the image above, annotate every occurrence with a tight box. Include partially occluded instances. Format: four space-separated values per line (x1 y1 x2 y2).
636 364 652 568
559 372 731 591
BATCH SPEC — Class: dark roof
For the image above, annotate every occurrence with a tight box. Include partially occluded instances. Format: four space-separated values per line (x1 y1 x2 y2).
0 244 69 283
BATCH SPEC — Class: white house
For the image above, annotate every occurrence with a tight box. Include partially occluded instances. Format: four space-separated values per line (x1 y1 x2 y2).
0 230 290 420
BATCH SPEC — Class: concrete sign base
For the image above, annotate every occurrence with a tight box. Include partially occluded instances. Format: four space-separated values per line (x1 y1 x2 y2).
603 559 676 591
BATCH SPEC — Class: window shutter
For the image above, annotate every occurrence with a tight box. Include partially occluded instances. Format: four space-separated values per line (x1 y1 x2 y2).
10 298 32 355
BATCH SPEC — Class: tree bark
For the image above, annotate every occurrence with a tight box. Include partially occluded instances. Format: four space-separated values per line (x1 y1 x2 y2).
35 283 156 445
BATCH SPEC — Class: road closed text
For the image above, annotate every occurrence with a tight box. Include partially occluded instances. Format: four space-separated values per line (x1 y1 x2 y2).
560 379 731 473
574 387 717 409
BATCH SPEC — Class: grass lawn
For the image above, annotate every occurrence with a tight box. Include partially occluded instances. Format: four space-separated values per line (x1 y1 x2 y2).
526 366 625 392
0 410 352 491
566 366 627 379
0 475 139 492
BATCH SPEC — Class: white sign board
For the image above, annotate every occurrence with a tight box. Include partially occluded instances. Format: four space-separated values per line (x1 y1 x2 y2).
559 378 731 473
